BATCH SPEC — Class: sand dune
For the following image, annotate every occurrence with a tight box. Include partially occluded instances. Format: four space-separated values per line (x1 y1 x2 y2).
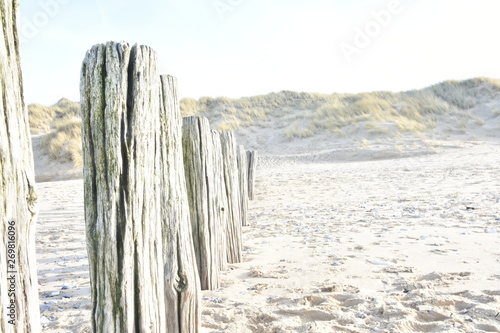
30 78 500 183
34 137 500 332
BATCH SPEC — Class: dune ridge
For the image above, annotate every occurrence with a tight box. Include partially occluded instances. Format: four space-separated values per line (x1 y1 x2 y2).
30 78 500 181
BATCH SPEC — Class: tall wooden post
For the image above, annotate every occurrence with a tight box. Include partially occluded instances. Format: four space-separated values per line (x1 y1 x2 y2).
0 1 41 331
80 42 200 332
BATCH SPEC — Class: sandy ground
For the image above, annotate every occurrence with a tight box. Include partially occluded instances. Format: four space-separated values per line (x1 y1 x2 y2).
35 139 500 332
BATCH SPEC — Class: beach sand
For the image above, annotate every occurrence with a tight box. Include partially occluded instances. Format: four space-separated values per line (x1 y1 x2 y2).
35 139 500 332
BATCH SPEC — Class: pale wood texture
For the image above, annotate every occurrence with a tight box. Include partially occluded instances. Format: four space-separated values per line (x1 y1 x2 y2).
210 130 228 272
80 41 200 332
0 1 41 331
237 145 249 227
182 117 226 290
219 132 242 264
246 150 258 200
159 75 201 332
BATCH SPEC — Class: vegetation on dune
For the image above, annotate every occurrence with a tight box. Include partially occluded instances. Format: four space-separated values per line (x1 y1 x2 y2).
39 117 83 167
29 98 80 134
28 78 500 165
29 98 82 166
180 77 500 140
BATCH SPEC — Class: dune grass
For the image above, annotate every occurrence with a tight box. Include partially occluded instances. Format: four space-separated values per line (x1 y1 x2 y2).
28 104 56 134
180 77 500 141
39 117 83 167
29 99 82 167
29 98 81 134
29 78 500 165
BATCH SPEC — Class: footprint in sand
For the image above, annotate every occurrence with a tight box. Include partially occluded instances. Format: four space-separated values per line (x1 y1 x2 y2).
276 308 337 322
388 320 447 332
303 295 328 307
474 323 500 332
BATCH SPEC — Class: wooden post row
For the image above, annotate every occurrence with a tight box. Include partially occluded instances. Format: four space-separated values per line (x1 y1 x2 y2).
81 42 254 331
182 118 248 289
81 42 200 333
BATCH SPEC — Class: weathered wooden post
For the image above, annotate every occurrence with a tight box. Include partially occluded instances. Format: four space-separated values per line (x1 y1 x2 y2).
182 117 226 290
80 42 200 332
0 1 41 332
159 75 201 332
247 150 258 200
237 146 249 227
211 131 228 271
219 132 242 264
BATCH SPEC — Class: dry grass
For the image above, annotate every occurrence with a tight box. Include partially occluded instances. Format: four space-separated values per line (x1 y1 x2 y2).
29 98 80 134
30 99 82 167
39 117 83 167
284 122 315 141
181 77 500 141
28 104 56 134
429 77 500 109
29 78 500 166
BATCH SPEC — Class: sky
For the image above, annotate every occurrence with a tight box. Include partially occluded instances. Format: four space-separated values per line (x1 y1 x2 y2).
18 0 500 105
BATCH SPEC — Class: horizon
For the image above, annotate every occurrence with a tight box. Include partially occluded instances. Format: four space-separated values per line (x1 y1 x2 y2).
19 0 500 105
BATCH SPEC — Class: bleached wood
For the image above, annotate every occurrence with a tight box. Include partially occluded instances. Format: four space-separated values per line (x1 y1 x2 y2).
182 117 226 290
159 75 201 332
80 41 200 332
219 132 242 264
246 150 258 200
237 146 249 226
210 131 228 272
0 1 41 332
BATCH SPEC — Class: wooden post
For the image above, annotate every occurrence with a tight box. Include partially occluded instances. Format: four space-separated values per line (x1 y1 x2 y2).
219 132 242 264
80 42 200 332
0 1 41 332
237 146 249 227
210 131 228 272
159 75 201 332
182 117 226 290
246 150 258 200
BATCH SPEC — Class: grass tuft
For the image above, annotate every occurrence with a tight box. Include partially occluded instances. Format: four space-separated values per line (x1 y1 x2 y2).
39 117 82 167
29 98 80 134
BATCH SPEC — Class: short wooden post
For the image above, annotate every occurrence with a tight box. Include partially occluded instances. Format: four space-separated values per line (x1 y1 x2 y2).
0 2 41 331
247 150 258 200
219 132 242 264
237 146 249 226
210 130 228 271
80 42 200 332
182 117 226 290
159 75 201 332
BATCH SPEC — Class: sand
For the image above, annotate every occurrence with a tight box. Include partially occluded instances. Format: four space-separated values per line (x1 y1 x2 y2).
35 138 500 332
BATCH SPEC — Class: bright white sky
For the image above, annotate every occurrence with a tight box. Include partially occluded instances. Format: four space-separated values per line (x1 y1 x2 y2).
18 0 500 105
